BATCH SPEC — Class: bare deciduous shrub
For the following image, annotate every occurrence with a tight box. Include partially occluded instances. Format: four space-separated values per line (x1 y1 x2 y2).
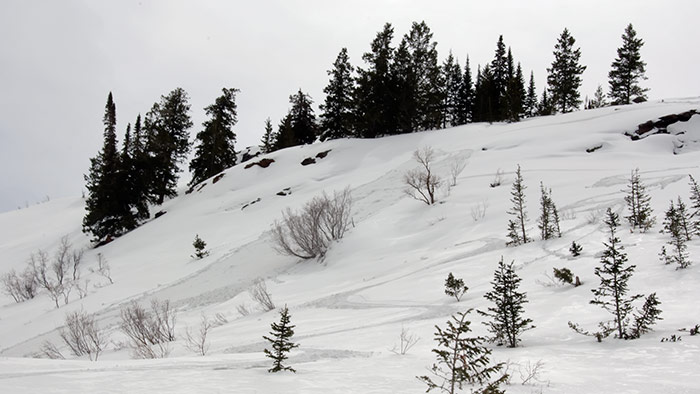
30 250 68 308
236 303 253 317
518 360 547 386
271 188 353 260
448 156 467 187
471 200 489 222
184 314 212 356
249 279 275 312
120 299 176 359
586 208 605 225
38 340 65 360
59 309 109 361
90 253 113 285
404 147 442 205
1 268 38 303
389 326 420 355
560 208 577 221
490 168 504 187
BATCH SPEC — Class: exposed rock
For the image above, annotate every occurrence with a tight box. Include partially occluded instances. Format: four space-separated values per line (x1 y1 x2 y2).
212 173 225 184
154 210 167 219
586 145 603 153
241 197 261 210
627 109 699 140
244 158 275 169
316 149 332 159
277 187 292 196
301 157 316 166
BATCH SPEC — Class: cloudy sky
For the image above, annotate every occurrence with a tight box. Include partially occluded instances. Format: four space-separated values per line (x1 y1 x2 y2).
1 0 698 212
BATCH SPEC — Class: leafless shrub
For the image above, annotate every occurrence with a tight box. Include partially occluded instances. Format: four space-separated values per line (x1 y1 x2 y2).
38 340 65 359
1 268 38 303
249 279 275 312
535 270 559 288
184 314 212 356
271 188 353 260
404 147 442 205
59 309 109 361
560 208 577 221
212 313 228 327
90 253 113 285
449 157 467 187
389 326 420 355
490 168 504 188
236 303 253 317
76 279 90 299
518 360 547 386
119 299 176 359
586 208 605 225
471 200 489 222
30 249 67 308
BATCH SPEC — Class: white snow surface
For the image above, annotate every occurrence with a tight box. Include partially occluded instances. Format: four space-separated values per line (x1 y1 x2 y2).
2 100 700 393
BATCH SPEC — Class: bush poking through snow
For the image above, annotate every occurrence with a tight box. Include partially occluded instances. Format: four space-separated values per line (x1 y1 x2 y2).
389 326 420 355
90 253 113 285
1 268 38 303
119 299 176 359
30 237 83 308
470 200 489 222
249 279 275 312
553 267 574 285
448 156 467 187
184 314 212 356
404 147 442 205
624 168 655 232
417 309 507 394
489 168 504 188
58 309 109 361
263 305 299 373
192 234 210 259
271 188 353 260
569 241 583 257
444 272 468 301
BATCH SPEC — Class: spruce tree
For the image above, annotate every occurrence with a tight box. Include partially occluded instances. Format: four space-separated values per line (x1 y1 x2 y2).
688 175 700 235
524 71 538 117
143 88 193 205
608 24 648 105
588 84 608 109
320 48 356 141
260 117 274 154
289 89 318 145
505 56 526 122
628 293 662 339
624 168 655 231
537 182 561 240
490 36 508 121
506 165 530 246
274 114 295 151
189 87 239 186
455 56 475 125
128 114 151 221
478 257 533 348
473 64 497 123
661 198 692 269
444 272 468 302
192 234 209 259
355 23 397 138
547 28 586 113
569 241 583 257
417 309 506 394
591 208 643 339
441 51 463 128
263 306 299 373
537 87 554 116
83 92 132 242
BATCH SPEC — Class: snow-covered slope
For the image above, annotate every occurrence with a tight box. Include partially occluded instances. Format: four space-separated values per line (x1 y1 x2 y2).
1 100 700 393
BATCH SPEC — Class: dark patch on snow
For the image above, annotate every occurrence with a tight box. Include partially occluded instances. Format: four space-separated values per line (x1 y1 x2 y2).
586 145 603 153
315 149 331 159
301 157 316 166
244 158 275 169
626 109 699 140
277 187 292 196
154 210 167 219
241 197 261 210
212 173 225 184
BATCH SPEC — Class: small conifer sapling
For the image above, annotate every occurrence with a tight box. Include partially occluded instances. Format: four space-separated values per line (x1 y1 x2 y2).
192 234 209 259
569 241 583 257
444 273 468 302
263 305 299 373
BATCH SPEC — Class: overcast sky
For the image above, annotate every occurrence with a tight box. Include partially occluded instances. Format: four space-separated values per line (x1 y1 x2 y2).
1 0 698 212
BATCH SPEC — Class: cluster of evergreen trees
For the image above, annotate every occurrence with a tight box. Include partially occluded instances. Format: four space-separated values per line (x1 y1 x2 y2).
83 88 239 242
261 22 648 153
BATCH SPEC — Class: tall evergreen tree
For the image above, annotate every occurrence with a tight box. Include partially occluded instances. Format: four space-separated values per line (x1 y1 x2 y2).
624 168 655 231
547 28 586 113
287 89 318 145
506 60 526 122
689 175 700 235
355 23 397 138
189 87 239 186
591 208 643 339
473 64 497 123
260 117 274 154
537 182 561 240
127 114 150 221
524 71 538 117
83 92 132 242
274 114 295 151
478 257 534 348
506 165 531 245
608 24 648 105
320 48 356 141
143 87 193 204
441 51 463 128
455 56 475 124
263 306 299 373
537 87 554 116
490 35 508 121
418 309 506 394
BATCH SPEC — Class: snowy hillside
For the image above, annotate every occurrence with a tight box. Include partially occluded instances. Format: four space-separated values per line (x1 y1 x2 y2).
1 99 700 393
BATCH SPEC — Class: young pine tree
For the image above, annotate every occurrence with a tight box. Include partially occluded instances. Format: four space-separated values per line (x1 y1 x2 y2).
417 309 506 394
441 51 464 128
661 198 692 269
455 56 475 125
444 272 468 302
624 168 655 231
537 182 562 240
263 306 299 373
506 165 531 246
588 84 608 109
627 293 662 339
260 117 274 154
688 174 700 235
288 89 318 146
189 87 239 186
524 71 538 117
547 28 586 113
569 241 583 257
319 47 356 141
608 24 648 105
192 234 209 259
478 257 534 348
591 208 643 339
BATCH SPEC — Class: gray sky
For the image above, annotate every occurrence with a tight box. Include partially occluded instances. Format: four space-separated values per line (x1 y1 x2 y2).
1 0 698 212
